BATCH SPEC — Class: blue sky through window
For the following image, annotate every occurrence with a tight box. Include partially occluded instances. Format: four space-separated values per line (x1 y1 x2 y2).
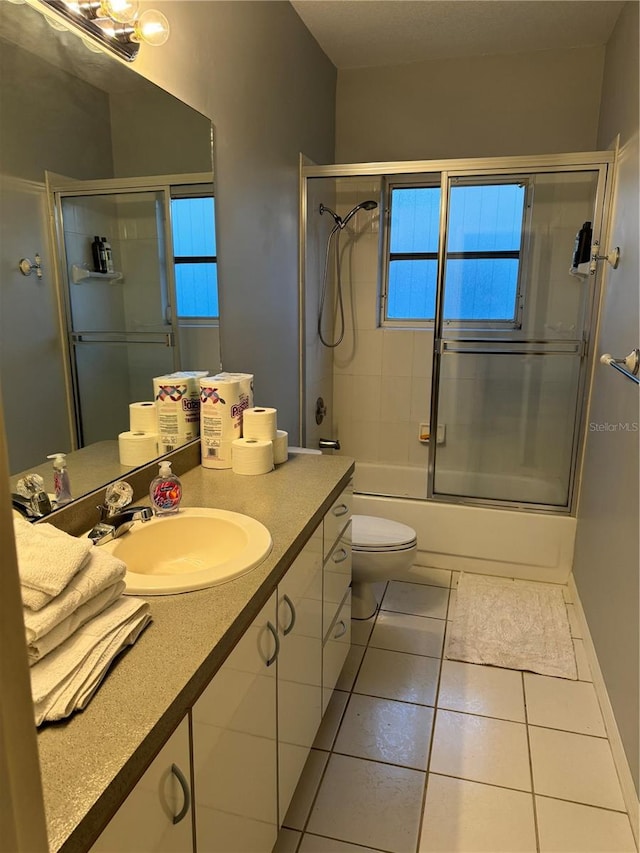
171 197 218 318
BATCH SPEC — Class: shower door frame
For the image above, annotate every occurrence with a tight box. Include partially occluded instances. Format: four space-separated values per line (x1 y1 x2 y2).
300 150 616 515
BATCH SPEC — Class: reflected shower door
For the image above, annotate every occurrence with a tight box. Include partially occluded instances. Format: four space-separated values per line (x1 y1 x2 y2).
431 169 605 508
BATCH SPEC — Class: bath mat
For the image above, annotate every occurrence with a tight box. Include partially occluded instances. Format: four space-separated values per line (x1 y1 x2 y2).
446 573 577 680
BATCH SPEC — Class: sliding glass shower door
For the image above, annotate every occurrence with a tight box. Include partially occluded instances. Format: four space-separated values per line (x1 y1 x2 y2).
430 168 606 508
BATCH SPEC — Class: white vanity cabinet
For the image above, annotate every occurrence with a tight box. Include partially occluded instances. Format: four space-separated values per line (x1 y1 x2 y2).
192 593 279 853
90 716 193 853
276 522 323 824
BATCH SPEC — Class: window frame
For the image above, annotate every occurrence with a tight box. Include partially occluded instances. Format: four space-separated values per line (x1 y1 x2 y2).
380 175 532 331
170 184 218 324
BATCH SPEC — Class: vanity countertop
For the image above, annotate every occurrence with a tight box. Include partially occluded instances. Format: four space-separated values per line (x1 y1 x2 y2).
36 453 354 853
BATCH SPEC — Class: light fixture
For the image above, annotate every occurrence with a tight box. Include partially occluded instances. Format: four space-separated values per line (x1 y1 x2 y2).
33 0 170 61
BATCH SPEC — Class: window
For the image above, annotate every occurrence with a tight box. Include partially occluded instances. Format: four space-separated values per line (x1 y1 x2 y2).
170 195 218 319
384 181 527 326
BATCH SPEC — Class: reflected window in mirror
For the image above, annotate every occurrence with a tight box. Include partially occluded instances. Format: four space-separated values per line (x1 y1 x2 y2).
171 191 218 319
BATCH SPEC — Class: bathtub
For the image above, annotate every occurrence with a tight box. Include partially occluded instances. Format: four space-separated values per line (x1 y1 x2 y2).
352 462 575 584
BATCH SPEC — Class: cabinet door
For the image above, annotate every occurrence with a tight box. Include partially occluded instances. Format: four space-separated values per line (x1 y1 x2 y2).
91 716 193 853
323 591 352 714
323 482 353 559
192 594 278 853
277 523 323 824
323 521 352 641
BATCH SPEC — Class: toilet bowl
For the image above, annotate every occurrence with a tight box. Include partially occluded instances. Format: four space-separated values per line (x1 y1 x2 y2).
351 514 417 620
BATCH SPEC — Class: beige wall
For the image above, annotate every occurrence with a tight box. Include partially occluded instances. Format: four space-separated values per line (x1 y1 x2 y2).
134 1 336 437
574 0 640 795
336 45 604 162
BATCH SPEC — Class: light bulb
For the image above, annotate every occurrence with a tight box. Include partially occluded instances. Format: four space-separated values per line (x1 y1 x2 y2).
98 0 139 24
131 8 169 46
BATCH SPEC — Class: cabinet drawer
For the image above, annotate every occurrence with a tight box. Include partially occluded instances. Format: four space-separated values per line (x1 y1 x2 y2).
323 481 353 559
322 522 351 641
322 591 351 715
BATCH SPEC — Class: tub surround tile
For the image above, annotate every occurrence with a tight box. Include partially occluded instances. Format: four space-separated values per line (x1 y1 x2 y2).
369 611 445 658
438 660 526 722
430 710 531 791
524 673 606 736
381 581 449 620
419 774 537 853
535 796 637 852
354 647 440 706
334 693 434 770
307 754 425 853
529 726 626 811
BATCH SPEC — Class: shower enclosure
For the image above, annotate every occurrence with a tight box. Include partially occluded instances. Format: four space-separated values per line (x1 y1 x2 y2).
300 152 614 514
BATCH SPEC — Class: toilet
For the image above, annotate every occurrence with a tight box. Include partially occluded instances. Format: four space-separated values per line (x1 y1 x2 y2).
351 514 417 620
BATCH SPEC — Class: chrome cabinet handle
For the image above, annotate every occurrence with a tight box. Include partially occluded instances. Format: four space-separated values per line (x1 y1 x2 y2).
332 547 348 564
266 620 280 666
332 503 349 517
282 594 296 636
170 764 190 825
333 620 347 639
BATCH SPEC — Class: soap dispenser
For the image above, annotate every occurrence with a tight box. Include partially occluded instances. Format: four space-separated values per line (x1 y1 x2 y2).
47 453 72 506
149 460 182 516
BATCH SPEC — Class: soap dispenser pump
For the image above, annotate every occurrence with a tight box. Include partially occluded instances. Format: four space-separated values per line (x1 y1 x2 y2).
149 460 182 516
47 453 72 506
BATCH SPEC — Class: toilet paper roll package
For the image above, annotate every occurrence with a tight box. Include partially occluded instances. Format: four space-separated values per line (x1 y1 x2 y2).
231 438 274 475
129 401 157 434
118 431 158 467
200 377 244 469
242 407 278 442
211 372 254 415
153 371 208 453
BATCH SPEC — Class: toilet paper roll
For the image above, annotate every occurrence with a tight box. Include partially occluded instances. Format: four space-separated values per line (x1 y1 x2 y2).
201 438 234 470
129 401 158 434
242 407 277 441
118 431 158 467
273 430 288 465
231 438 274 476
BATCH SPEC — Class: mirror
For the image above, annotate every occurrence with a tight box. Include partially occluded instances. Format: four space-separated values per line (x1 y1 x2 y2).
0 1 219 502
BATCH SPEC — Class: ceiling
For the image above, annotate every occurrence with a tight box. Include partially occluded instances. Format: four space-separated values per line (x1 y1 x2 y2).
290 1 625 69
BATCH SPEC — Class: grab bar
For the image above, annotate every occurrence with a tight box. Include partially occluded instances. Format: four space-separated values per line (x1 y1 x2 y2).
600 350 640 385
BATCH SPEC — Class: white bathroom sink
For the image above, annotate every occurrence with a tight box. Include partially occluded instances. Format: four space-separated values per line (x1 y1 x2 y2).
104 507 272 595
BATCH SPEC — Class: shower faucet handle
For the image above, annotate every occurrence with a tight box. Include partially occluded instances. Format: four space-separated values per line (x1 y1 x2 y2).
319 438 340 451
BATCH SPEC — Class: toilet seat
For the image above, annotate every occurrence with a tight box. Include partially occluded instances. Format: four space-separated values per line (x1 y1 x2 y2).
351 515 417 553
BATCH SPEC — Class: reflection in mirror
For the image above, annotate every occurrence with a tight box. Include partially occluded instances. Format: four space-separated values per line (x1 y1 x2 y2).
0 1 220 500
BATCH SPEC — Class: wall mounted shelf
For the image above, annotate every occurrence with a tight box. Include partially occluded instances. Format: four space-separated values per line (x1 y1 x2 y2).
71 264 123 285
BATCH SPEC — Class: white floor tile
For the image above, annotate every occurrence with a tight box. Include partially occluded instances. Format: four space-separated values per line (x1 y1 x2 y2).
307 754 425 853
536 796 637 852
403 565 452 588
573 638 592 681
430 709 531 791
447 588 457 620
524 673 606 736
313 690 349 751
565 604 582 638
335 645 366 692
334 693 434 770
351 616 375 646
283 749 329 831
300 834 386 853
382 581 449 619
438 660 525 722
529 726 626 811
273 827 302 853
354 647 440 706
419 774 537 852
369 611 445 658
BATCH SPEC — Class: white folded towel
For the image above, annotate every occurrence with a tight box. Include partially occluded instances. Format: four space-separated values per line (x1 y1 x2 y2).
27 580 125 666
14 517 92 604
23 547 126 641
31 597 151 726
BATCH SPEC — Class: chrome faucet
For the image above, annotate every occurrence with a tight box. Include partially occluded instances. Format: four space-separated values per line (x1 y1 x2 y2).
11 473 52 519
88 504 153 545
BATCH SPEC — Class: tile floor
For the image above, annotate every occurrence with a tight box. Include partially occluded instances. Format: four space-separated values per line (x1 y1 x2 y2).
274 570 637 853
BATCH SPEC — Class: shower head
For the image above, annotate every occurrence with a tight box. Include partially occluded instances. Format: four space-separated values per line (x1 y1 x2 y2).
319 199 378 230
